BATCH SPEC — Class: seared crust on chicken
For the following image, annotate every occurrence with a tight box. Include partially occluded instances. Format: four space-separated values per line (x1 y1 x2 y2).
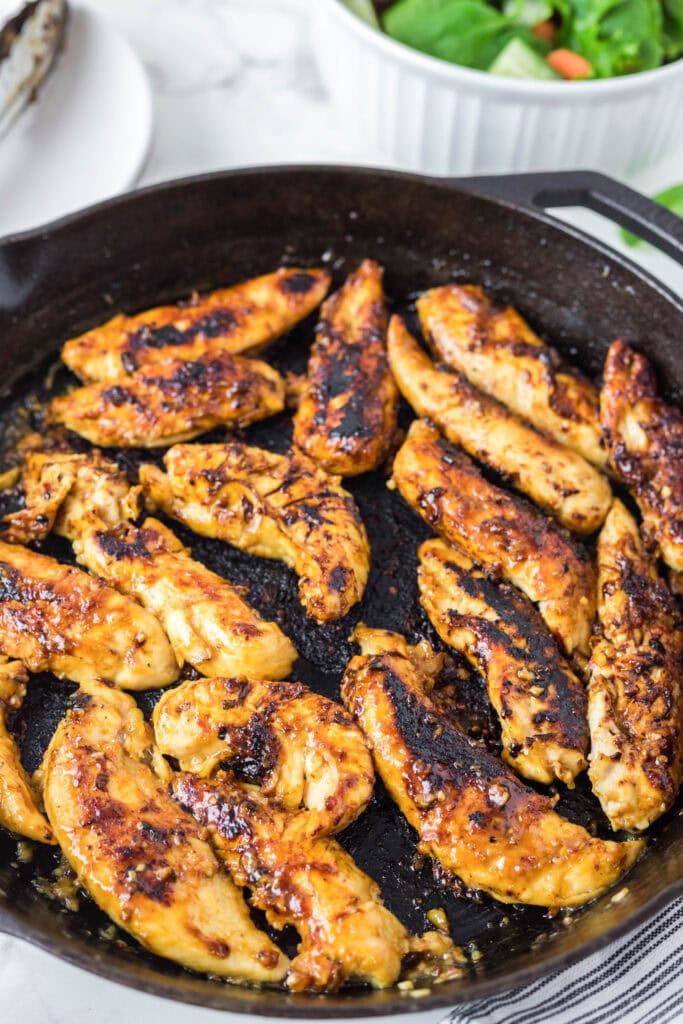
0 657 54 843
588 500 683 831
342 626 642 907
601 339 683 574
43 681 288 982
140 442 370 622
3 449 297 681
0 541 178 689
417 285 606 468
387 316 611 533
392 420 596 659
293 260 398 476
418 539 588 787
50 350 285 448
154 677 409 991
61 268 331 383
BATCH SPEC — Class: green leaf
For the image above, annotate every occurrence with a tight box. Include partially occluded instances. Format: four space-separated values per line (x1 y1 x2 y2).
662 0 683 59
557 0 664 77
382 0 547 70
343 0 381 28
620 184 683 247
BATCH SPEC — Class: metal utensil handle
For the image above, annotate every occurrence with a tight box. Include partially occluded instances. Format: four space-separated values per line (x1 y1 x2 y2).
460 170 683 266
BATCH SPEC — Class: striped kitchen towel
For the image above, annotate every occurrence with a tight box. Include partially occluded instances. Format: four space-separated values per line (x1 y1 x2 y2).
447 897 683 1024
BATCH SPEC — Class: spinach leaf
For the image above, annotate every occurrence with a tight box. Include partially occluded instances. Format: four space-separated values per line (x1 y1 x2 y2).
382 0 546 70
662 0 683 59
620 184 683 247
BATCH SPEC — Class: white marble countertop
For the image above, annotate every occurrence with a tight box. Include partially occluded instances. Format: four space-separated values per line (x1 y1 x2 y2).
1 1 682 1020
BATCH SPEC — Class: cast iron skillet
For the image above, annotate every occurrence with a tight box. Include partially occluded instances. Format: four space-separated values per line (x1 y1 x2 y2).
0 167 682 1017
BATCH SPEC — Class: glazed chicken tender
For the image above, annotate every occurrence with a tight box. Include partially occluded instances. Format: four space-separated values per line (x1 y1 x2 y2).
417 284 606 468
3 449 297 681
342 626 642 908
0 541 178 689
392 420 596 659
61 267 331 382
154 676 410 991
43 681 288 983
601 339 683 574
0 657 54 843
418 539 588 787
387 315 611 533
293 260 398 476
140 442 370 622
50 350 285 448
588 500 683 831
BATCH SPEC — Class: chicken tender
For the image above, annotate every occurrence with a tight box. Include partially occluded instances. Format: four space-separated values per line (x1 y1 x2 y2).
601 339 683 574
392 420 596 659
418 538 588 787
155 676 409 991
50 350 285 448
293 260 398 476
341 626 642 907
387 315 611 533
588 500 683 831
0 657 54 843
43 681 287 982
0 541 178 689
417 284 606 468
3 449 297 681
61 267 331 382
140 441 370 622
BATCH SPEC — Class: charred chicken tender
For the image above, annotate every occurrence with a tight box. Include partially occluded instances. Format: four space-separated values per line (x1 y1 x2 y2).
0 657 54 844
418 538 588 788
0 541 178 690
392 420 596 660
601 339 683 575
588 500 683 832
342 626 643 908
43 681 288 983
417 284 606 468
61 267 331 383
293 260 398 476
49 350 285 448
154 677 410 992
3 446 298 681
140 442 370 623
387 315 611 534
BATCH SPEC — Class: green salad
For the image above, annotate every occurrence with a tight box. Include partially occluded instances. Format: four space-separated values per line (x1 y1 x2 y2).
343 0 683 79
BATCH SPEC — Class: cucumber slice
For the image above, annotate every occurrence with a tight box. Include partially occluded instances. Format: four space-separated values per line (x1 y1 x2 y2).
343 0 381 28
489 37 561 78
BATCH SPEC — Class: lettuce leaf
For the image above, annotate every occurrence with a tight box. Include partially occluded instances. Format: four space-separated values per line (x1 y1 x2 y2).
382 0 547 70
556 0 664 76
620 184 683 247
662 0 683 59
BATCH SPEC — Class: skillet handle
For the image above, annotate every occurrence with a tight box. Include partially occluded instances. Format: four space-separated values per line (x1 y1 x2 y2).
459 170 683 266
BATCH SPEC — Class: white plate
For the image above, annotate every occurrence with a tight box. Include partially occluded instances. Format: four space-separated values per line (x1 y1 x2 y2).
0 2 152 238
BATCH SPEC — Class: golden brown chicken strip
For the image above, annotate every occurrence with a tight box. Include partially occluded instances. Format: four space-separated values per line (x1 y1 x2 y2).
341 626 642 908
417 284 606 468
140 442 370 623
155 676 409 991
392 420 596 659
3 449 297 681
387 316 611 534
50 350 285 448
61 267 331 383
0 541 178 689
43 681 288 982
0 657 54 844
293 260 398 476
588 500 683 831
418 538 588 787
601 339 683 574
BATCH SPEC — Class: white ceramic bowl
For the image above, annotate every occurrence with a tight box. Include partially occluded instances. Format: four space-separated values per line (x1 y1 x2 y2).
314 0 683 177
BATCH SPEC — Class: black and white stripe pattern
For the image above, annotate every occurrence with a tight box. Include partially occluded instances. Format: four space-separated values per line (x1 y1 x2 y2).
446 898 683 1024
